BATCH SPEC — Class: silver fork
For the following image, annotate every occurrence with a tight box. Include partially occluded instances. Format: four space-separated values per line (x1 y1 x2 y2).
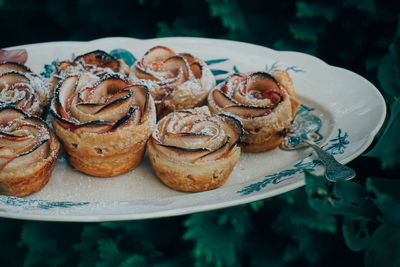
302 140 356 182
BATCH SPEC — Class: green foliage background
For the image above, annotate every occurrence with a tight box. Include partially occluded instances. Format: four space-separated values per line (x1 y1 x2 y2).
1 0 400 266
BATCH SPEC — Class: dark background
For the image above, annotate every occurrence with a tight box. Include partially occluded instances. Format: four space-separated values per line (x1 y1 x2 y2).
1 0 400 266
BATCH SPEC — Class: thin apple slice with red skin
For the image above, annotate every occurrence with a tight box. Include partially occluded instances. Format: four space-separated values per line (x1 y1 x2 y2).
262 90 283 104
178 53 196 64
0 71 30 87
212 89 237 108
131 85 149 122
223 104 273 118
55 75 78 110
161 55 189 82
73 120 112 134
0 49 28 64
190 62 202 79
196 136 230 162
75 102 103 114
162 132 213 150
134 65 161 81
0 62 32 75
110 106 139 130
143 46 176 66
246 72 281 93
17 134 49 157
217 113 244 145
156 141 212 163
0 125 38 154
3 138 49 172
95 90 133 116
74 50 120 72
86 74 130 103
0 106 25 125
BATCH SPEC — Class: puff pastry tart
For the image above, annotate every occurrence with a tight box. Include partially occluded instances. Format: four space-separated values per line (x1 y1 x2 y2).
208 70 300 152
0 62 51 117
0 105 60 196
131 46 215 119
51 50 130 92
147 108 243 192
50 73 156 177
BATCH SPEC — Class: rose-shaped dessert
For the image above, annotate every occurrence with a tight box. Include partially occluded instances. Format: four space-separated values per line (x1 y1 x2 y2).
208 70 300 152
51 50 130 92
131 46 215 119
147 108 243 192
51 72 156 177
0 62 51 117
0 105 60 196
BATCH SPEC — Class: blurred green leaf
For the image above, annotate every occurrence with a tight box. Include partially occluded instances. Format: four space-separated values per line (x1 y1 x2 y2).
366 178 400 226
364 98 400 169
343 0 376 12
289 21 325 42
305 172 378 220
377 43 400 100
364 225 400 267
342 220 371 251
296 2 337 21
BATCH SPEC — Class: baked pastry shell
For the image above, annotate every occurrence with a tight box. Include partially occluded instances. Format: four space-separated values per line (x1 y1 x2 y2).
51 96 156 177
0 134 60 197
147 138 241 192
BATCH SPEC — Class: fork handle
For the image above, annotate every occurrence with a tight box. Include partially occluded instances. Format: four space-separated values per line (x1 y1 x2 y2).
305 141 356 182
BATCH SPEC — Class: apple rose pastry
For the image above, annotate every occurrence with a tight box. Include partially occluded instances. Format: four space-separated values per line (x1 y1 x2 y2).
0 62 51 117
147 108 243 192
131 46 215 119
51 50 130 92
0 105 60 197
50 73 156 177
208 70 300 152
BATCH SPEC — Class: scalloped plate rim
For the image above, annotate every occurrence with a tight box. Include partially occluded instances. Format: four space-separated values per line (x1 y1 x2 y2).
0 36 387 222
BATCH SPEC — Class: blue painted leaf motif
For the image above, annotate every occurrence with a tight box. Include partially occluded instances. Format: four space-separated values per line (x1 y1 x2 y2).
265 61 281 71
109 48 136 66
40 60 58 78
0 196 89 210
211 69 229 76
233 65 240 74
285 66 305 73
266 61 305 73
205 58 229 65
216 79 226 85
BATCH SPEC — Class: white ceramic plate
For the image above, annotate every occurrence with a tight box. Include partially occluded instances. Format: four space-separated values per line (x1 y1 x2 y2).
0 37 386 222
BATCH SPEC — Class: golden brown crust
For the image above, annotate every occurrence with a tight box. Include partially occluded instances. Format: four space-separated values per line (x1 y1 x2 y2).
148 139 240 192
240 135 284 153
52 115 153 177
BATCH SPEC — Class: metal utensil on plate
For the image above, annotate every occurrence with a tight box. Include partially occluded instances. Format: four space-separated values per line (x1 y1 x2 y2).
281 139 356 182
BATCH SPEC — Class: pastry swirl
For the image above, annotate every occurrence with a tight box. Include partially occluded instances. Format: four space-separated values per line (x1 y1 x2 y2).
51 50 130 93
208 70 300 152
51 72 156 177
0 62 50 117
0 105 60 196
147 108 243 192
131 46 215 119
